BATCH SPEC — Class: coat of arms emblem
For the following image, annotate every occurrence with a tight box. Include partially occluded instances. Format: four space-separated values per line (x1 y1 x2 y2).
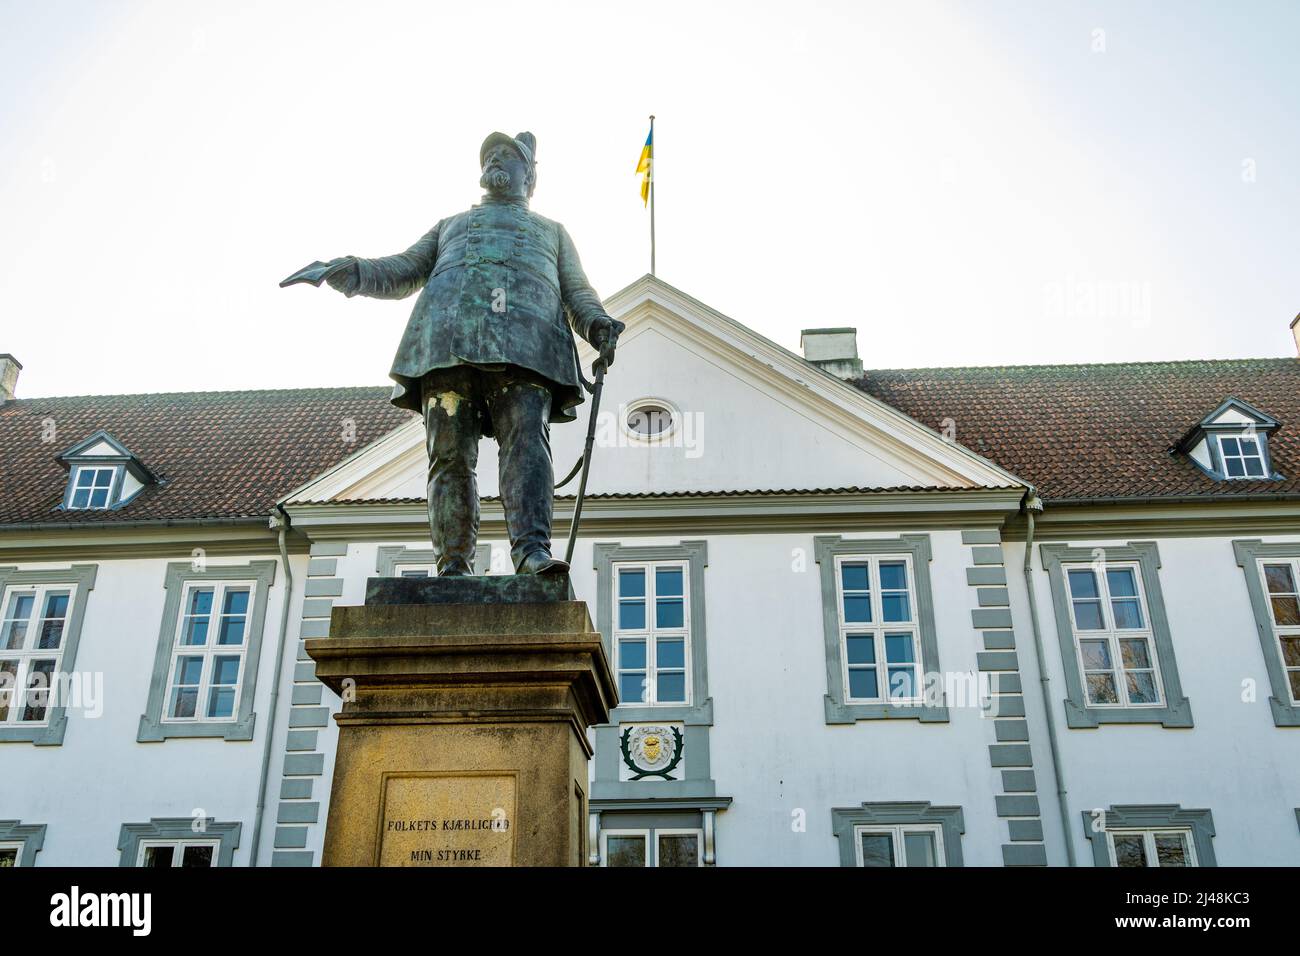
619 724 684 780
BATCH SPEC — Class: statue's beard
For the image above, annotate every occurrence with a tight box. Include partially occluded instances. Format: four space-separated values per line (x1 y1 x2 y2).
481 168 511 192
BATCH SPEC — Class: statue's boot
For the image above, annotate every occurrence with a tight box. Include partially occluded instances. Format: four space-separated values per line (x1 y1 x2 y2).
437 557 475 577
518 551 570 575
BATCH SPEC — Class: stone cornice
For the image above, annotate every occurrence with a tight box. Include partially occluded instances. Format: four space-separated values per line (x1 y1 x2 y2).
1001 497 1300 540
282 488 1027 540
0 518 293 562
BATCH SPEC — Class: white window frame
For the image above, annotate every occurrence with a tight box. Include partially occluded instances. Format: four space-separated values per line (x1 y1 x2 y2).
620 397 680 444
119 817 241 866
392 563 436 578
833 554 922 705
1105 827 1198 867
598 827 704 867
1258 557 1300 703
0 583 77 728
136 838 220 868
66 464 120 510
653 827 704 867
160 580 255 725
1217 433 1267 480
1062 561 1165 709
612 560 691 707
599 828 650 867
852 823 946 867
0 842 22 867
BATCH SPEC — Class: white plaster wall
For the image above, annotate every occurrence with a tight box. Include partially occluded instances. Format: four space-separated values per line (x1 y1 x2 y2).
311 531 1010 866
345 326 972 502
692 529 1007 866
120 471 144 503
13 529 1300 867
1009 533 1300 867
0 553 305 867
1188 438 1212 470
317 529 1300 866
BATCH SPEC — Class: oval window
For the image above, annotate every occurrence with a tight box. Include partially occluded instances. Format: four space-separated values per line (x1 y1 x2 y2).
626 403 674 438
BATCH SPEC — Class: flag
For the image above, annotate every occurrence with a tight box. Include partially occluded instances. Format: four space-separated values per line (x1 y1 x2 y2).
635 126 653 206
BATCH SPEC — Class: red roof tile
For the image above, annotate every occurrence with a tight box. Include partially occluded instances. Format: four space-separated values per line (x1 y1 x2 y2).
0 387 414 525
856 358 1300 500
3 356 1297 527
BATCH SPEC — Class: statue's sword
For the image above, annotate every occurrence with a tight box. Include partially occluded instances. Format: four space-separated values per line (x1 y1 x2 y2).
560 350 612 565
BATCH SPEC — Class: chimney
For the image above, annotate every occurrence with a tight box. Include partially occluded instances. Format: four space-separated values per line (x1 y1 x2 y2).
0 355 20 402
800 328 863 380
1291 314 1300 358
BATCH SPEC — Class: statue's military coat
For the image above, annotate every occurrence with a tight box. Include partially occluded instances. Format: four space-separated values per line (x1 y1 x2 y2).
348 198 608 432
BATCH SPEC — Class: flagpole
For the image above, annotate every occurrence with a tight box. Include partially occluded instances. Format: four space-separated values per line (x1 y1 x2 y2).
649 114 656 276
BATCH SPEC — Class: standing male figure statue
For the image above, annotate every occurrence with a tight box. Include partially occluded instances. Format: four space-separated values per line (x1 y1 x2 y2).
290 131 623 576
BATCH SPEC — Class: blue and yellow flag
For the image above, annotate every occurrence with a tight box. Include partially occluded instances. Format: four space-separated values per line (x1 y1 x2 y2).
635 126 653 206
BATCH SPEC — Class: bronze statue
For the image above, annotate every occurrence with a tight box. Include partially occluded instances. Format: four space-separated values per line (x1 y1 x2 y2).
283 131 623 576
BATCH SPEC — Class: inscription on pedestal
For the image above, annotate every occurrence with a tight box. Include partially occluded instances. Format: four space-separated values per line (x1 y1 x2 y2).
376 772 516 866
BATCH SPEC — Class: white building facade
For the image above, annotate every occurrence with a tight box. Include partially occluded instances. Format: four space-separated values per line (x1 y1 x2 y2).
2 277 1298 868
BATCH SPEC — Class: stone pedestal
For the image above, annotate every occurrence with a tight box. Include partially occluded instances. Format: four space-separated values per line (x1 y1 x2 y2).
305 575 616 867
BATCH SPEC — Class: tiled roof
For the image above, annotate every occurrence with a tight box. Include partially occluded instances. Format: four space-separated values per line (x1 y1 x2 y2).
0 387 414 525
4 356 1297 527
855 358 1300 500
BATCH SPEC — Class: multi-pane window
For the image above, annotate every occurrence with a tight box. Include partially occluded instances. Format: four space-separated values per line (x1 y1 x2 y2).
163 583 252 723
68 466 117 510
1108 829 1196 867
835 556 920 702
1218 434 1266 479
613 563 689 706
854 824 944 867
1260 560 1300 702
0 585 74 726
1064 564 1162 707
137 840 218 868
139 561 274 743
601 828 702 867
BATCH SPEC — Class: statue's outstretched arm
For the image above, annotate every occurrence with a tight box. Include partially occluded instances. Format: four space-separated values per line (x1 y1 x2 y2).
327 222 442 300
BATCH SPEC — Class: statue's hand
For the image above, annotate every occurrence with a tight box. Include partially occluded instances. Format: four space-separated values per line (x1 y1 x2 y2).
591 317 626 372
323 257 360 296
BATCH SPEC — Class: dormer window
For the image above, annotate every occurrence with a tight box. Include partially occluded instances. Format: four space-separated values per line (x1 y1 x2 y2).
68 466 119 510
57 430 157 512
1217 434 1266 479
1175 398 1282 483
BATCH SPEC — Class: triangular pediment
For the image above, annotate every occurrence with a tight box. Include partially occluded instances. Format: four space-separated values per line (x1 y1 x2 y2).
58 429 156 483
1197 397 1279 431
60 429 135 462
284 275 1025 505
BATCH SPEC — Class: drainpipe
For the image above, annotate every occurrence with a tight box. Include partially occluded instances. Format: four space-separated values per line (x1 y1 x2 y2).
1020 490 1077 867
249 505 295 865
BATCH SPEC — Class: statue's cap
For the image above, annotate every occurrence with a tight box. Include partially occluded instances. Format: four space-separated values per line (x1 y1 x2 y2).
480 131 536 168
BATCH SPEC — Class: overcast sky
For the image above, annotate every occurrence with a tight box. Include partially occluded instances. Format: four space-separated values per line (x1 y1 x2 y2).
1 0 1297 398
